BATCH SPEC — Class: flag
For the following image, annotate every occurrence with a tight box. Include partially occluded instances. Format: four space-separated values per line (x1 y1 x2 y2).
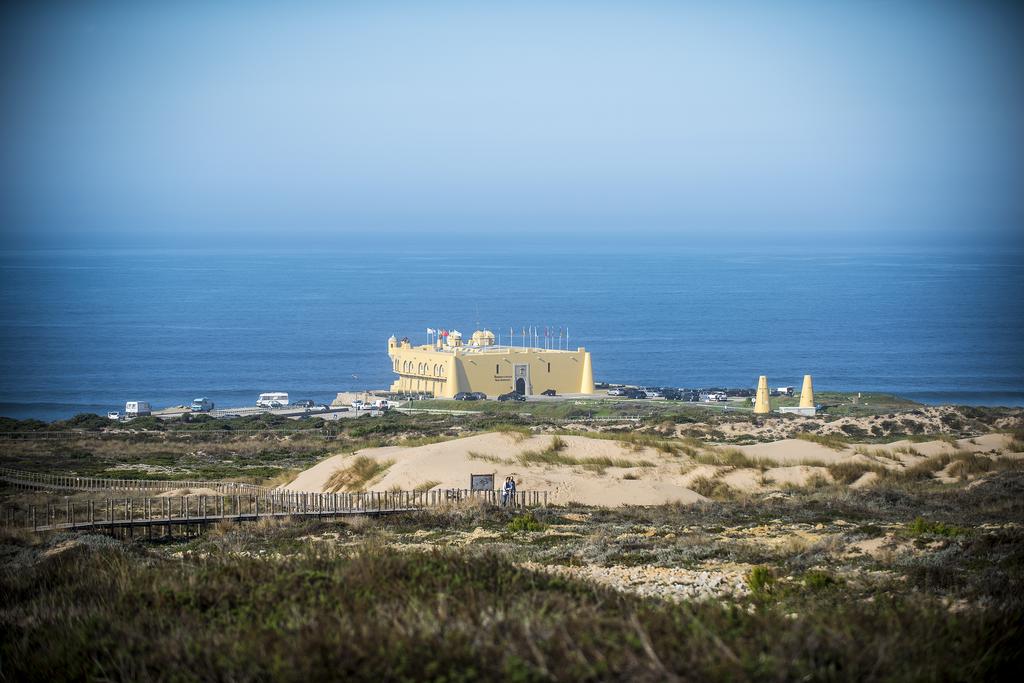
426 328 434 335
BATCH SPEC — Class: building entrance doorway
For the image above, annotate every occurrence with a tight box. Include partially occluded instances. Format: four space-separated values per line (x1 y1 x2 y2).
513 364 530 395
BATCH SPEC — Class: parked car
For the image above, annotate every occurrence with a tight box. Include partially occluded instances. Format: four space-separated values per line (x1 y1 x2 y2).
107 411 121 420
540 389 557 396
661 389 682 401
292 399 315 408
624 389 648 399
607 388 626 396
454 392 479 401
221 413 241 419
497 391 525 402
471 392 487 400
351 400 365 410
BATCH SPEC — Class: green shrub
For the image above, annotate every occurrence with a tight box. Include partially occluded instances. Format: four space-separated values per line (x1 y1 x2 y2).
507 513 545 532
906 517 968 538
803 570 841 590
746 566 777 595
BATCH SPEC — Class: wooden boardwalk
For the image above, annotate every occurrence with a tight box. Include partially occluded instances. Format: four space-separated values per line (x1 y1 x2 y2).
1 467 547 536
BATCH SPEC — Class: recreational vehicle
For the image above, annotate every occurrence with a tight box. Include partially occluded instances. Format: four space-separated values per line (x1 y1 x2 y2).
190 397 215 412
256 392 289 408
124 401 151 417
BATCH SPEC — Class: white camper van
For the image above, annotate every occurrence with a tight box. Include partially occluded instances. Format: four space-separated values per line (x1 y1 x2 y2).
124 401 151 417
256 392 289 409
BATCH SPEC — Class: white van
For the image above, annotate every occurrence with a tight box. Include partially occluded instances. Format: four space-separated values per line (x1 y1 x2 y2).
125 401 151 417
256 392 289 408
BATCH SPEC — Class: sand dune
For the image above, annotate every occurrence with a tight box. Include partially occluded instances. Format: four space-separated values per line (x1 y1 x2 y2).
735 439 848 464
280 431 1017 506
282 432 703 506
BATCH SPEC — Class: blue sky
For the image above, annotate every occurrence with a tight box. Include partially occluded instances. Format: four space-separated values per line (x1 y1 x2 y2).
1 1 1022 248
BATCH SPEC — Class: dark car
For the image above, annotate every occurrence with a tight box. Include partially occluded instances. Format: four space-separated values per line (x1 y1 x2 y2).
624 389 648 399
293 399 315 408
540 389 557 396
661 389 682 400
471 392 487 400
454 392 478 401
498 391 526 402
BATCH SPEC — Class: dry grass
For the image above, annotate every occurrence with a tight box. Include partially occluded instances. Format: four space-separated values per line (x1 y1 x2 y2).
515 446 655 474
468 451 508 464
827 461 887 485
1009 432 1024 453
324 456 394 492
692 448 775 470
689 475 741 500
414 480 441 492
262 469 301 488
947 453 995 479
556 429 701 457
795 432 849 450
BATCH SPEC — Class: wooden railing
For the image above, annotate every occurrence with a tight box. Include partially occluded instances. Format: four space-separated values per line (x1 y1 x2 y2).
0 466 270 495
0 467 547 534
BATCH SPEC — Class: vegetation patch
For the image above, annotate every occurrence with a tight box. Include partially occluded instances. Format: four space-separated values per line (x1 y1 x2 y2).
906 517 969 538
689 476 740 500
827 461 886 485
795 432 849 450
746 565 777 596
2 539 1020 681
324 456 394 492
507 512 546 532
692 448 774 469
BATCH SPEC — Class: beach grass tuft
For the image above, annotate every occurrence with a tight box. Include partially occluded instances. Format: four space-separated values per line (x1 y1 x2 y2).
795 432 849 450
324 456 394 492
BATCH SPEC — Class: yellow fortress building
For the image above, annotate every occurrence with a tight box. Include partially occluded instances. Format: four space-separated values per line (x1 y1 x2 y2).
388 329 595 398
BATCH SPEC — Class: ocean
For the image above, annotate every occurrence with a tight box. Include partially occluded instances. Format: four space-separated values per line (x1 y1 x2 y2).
1 246 1022 420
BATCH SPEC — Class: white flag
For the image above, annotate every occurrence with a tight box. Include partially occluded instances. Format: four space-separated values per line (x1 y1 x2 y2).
427 328 435 334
